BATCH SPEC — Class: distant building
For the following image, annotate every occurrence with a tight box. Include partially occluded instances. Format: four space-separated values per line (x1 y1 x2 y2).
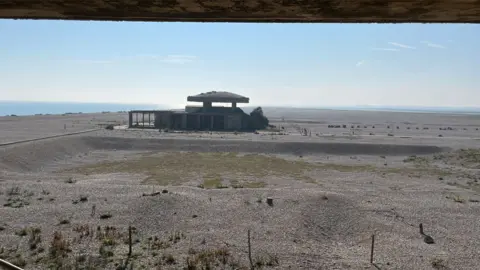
128 91 251 131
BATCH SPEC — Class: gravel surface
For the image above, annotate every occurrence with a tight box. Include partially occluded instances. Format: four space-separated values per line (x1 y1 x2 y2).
0 110 479 270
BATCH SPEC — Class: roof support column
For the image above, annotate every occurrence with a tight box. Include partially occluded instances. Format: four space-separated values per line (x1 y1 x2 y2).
128 111 133 128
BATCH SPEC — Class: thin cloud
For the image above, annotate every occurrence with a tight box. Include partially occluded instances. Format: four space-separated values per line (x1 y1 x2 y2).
356 60 365 67
75 60 114 64
421 41 446 49
74 54 196 64
372 47 399 52
161 55 197 64
388 42 416 49
128 54 162 60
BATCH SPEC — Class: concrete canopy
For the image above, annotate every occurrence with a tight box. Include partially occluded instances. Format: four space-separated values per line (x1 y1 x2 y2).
1 0 480 23
187 91 249 104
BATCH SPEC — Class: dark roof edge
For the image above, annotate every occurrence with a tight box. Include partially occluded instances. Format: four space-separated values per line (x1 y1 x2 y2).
187 96 250 103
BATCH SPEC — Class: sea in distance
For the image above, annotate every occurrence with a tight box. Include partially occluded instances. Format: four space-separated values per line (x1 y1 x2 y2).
1 101 479 116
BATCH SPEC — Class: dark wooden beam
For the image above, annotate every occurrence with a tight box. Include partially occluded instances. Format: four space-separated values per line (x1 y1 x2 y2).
1 0 480 23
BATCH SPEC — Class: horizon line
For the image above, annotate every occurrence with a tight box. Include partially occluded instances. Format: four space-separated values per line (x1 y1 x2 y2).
1 100 480 110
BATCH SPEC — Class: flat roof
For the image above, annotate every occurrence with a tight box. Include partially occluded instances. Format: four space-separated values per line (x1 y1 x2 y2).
187 91 249 103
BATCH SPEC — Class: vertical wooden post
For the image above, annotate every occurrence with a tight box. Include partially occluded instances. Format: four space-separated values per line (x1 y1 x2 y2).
128 226 132 256
370 233 375 264
419 223 424 235
248 229 253 270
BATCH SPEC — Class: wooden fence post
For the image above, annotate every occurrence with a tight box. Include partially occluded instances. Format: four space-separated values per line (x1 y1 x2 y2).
248 229 253 270
128 226 132 256
370 233 375 264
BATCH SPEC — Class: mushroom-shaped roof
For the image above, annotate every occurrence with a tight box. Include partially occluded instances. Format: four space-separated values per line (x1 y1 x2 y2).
187 91 249 103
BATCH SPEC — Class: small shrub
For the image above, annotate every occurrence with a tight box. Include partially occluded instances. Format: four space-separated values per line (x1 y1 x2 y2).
255 256 265 268
266 254 279 266
431 257 448 269
10 255 27 267
187 248 231 268
73 224 94 239
150 236 171 250
4 196 30 208
447 194 465 203
163 253 176 265
7 187 21 196
232 183 244 189
168 231 184 243
102 237 116 246
65 177 76 184
15 228 28 237
49 231 71 258
28 227 42 250
99 244 114 257
185 257 197 269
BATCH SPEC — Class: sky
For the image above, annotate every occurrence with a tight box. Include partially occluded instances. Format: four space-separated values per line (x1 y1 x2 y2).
1 21 479 108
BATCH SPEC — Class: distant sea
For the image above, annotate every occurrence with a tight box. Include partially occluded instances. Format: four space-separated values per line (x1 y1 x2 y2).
0 101 162 116
1 101 479 116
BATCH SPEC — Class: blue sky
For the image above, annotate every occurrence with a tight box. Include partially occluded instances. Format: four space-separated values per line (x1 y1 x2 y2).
1 21 479 107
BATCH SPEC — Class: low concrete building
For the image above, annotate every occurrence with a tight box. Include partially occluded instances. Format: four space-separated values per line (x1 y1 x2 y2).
128 91 251 131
